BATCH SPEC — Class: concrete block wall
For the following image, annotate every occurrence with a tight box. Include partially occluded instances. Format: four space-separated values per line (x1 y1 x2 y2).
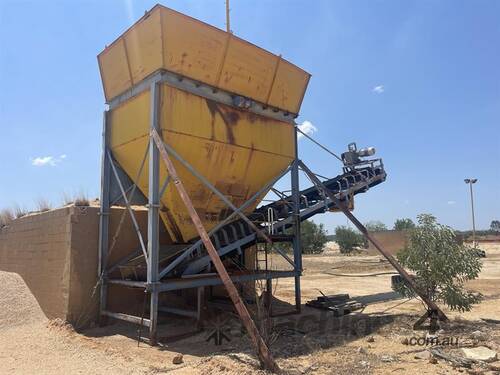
0 203 258 327
0 207 73 320
0 205 149 327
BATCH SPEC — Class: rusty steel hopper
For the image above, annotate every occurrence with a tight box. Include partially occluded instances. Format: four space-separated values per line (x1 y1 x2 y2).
98 5 310 243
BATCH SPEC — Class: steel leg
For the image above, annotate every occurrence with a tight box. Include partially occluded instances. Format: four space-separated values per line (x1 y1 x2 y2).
147 81 161 344
98 111 111 325
291 130 302 313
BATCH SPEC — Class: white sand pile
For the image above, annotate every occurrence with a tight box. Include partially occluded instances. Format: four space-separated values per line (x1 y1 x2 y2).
323 241 340 255
0 271 46 330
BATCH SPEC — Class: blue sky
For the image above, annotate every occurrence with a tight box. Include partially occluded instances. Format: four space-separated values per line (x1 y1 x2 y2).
0 0 498 232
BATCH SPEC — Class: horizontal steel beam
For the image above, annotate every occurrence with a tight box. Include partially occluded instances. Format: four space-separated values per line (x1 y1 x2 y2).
107 69 296 124
101 310 151 327
157 271 296 292
107 279 146 288
158 306 197 319
106 271 296 292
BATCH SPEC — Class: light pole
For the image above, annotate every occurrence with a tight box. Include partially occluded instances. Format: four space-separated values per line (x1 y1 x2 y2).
464 178 478 247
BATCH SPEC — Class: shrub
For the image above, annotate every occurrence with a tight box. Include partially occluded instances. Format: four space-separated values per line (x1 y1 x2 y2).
491 220 500 232
335 226 363 254
364 220 388 232
300 220 328 254
394 218 415 231
273 220 328 254
394 214 482 312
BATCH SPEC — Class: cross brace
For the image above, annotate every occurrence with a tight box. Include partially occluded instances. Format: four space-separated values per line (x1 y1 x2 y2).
151 128 280 372
298 160 448 322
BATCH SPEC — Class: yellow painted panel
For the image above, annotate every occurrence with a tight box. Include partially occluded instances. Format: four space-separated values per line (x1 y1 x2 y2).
109 91 150 149
160 85 295 158
161 8 227 86
111 130 292 242
98 39 132 101
161 131 292 241
109 82 295 242
124 9 162 85
268 59 311 114
99 5 310 114
218 37 278 103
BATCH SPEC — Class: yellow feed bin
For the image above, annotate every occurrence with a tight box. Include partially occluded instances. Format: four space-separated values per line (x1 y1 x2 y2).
98 5 310 243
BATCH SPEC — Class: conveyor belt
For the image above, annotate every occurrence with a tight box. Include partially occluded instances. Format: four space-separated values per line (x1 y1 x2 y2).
118 159 386 279
180 160 386 276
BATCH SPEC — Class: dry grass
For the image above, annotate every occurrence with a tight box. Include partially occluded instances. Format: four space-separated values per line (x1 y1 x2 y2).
35 198 52 212
0 208 14 227
62 192 73 206
74 192 89 207
62 191 89 207
12 204 28 219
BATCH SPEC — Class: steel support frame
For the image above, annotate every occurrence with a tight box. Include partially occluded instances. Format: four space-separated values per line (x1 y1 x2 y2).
150 128 296 272
98 111 110 323
153 139 296 277
150 127 280 371
108 153 149 261
108 270 295 291
298 160 448 321
107 69 295 124
147 80 161 345
158 164 292 279
291 127 302 312
98 73 304 348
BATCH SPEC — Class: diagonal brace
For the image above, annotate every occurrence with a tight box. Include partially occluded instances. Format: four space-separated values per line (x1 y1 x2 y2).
151 129 280 372
150 128 272 245
108 151 149 264
298 160 448 321
158 164 292 279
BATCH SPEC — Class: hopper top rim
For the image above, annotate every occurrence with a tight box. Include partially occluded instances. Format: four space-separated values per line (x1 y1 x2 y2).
97 3 310 79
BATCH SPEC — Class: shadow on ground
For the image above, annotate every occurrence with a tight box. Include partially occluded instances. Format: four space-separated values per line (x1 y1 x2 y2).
81 294 407 361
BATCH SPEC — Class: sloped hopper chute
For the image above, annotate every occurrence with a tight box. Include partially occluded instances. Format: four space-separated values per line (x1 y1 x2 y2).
98 5 311 243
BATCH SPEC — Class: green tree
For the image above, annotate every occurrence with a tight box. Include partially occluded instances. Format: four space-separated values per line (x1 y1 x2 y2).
300 220 328 254
335 226 363 254
394 214 482 312
365 220 388 232
394 218 416 231
491 220 500 232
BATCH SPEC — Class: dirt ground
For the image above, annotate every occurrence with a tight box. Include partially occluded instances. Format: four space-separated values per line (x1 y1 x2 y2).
1 243 499 374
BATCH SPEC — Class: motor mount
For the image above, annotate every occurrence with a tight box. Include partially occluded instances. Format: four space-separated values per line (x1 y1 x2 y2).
341 142 376 167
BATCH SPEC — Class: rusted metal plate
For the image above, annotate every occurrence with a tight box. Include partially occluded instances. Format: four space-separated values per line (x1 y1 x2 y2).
109 83 294 242
98 4 310 115
152 128 280 372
